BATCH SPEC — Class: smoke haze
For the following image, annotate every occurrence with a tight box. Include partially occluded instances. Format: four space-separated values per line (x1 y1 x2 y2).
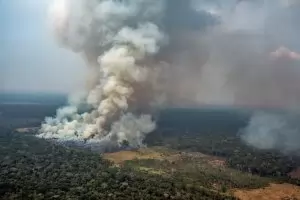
0 0 86 93
36 0 300 152
241 111 300 154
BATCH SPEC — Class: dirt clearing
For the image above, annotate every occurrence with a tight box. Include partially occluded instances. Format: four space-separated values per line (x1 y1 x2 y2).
103 148 163 164
234 183 300 200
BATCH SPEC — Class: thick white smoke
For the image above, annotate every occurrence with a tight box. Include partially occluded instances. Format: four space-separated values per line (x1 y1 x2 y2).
39 0 167 149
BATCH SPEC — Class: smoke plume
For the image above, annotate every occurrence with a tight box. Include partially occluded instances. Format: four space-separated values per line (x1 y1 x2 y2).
240 45 300 153
241 111 300 154
38 0 218 150
39 0 300 152
39 0 166 149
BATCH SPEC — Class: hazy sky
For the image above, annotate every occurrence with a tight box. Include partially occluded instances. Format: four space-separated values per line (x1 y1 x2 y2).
0 0 86 94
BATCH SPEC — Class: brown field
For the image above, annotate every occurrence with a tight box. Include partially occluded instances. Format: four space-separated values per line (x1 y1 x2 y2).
104 148 300 200
234 183 300 200
103 148 164 164
103 148 226 167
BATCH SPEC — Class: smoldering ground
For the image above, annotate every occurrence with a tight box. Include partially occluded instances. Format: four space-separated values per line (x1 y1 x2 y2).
38 0 300 152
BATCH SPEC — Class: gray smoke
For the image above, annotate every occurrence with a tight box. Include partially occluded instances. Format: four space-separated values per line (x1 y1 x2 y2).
38 0 219 150
39 0 167 149
237 0 300 153
39 0 300 152
241 111 300 154
157 0 300 107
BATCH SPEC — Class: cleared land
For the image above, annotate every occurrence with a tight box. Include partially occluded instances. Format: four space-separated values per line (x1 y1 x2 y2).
104 148 300 200
234 183 300 200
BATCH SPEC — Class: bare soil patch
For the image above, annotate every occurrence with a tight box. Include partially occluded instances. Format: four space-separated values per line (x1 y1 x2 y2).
234 183 300 200
179 151 226 167
104 148 226 168
103 148 163 164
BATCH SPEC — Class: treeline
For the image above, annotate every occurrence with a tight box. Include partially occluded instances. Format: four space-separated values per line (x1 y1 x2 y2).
146 108 300 180
0 93 67 105
146 130 300 180
124 157 271 191
0 133 237 200
0 101 61 132
157 107 249 134
0 104 59 119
